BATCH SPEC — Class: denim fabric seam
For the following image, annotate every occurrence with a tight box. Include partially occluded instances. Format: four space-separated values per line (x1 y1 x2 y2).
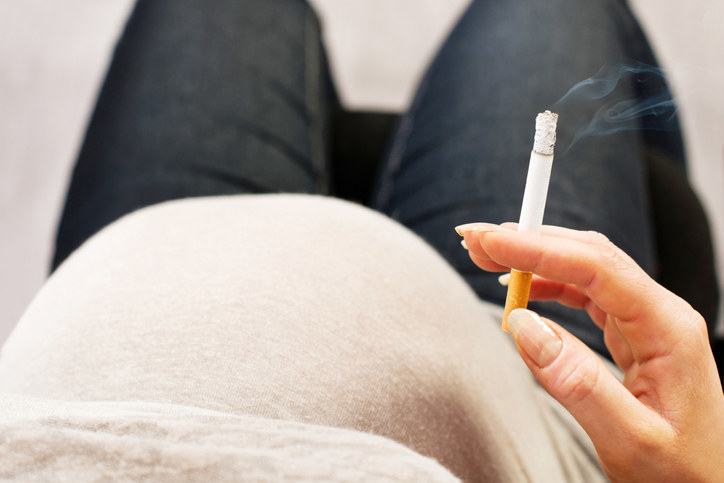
304 7 328 195
373 75 433 214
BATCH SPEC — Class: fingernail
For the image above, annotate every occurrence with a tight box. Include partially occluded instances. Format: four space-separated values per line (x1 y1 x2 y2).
460 239 468 250
454 222 499 236
498 273 510 286
506 309 562 367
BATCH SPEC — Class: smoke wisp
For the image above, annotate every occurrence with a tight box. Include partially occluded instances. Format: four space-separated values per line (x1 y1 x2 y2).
553 61 679 153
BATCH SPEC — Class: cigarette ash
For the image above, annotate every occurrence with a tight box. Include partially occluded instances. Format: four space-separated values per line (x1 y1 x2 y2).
533 111 558 155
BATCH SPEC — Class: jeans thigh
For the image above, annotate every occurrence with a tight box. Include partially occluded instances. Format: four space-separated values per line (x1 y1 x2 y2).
372 0 677 356
53 0 333 269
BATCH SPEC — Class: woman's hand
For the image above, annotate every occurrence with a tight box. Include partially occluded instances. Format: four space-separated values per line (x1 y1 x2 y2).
457 222 724 482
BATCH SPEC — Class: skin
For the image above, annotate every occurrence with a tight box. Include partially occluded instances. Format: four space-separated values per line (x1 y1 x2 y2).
459 222 724 482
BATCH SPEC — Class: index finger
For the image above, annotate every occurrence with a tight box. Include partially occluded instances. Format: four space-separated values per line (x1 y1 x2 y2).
478 229 700 361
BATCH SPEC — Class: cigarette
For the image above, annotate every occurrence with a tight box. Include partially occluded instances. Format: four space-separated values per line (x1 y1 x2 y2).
502 110 558 331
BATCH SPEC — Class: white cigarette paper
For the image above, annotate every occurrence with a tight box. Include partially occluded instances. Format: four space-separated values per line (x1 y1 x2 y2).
502 110 558 331
519 111 558 232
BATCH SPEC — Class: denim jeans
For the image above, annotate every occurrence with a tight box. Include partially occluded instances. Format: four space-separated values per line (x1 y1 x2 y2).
53 0 685 357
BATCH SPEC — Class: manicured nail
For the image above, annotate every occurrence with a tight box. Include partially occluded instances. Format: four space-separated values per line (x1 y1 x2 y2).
454 222 499 236
498 273 511 286
506 309 562 367
460 239 468 250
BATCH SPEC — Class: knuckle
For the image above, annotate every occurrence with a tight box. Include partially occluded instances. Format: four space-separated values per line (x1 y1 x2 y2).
593 243 637 284
687 310 708 337
556 356 600 404
585 230 611 246
678 308 711 351
597 243 625 267
583 243 632 292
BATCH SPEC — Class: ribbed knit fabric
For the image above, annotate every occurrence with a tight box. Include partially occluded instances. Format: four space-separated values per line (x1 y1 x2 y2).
0 394 459 482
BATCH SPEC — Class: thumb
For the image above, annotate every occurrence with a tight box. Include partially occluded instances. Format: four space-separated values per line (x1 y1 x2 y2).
506 309 662 460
